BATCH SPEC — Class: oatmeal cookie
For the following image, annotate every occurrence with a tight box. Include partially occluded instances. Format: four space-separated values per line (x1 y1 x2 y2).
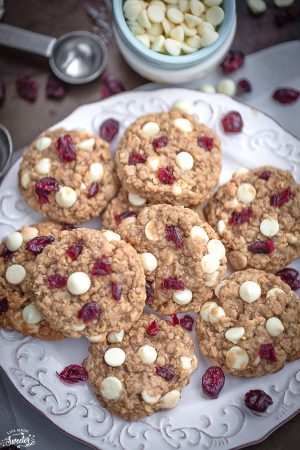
205 166 300 272
19 128 119 224
196 269 300 377
83 312 198 420
0 221 66 340
33 228 146 342
116 109 221 207
118 204 227 315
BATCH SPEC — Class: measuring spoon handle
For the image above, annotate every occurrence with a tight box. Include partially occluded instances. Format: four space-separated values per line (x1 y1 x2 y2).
0 24 56 57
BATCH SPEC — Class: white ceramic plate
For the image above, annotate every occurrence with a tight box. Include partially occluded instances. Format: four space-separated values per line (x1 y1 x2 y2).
0 89 299 450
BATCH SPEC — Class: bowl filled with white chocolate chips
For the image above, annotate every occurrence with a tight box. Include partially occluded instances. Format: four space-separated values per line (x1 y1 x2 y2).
113 0 236 83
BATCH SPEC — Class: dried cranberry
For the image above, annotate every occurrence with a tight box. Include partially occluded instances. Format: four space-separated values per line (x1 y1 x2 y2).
198 136 214 151
165 225 184 249
115 210 138 224
146 320 160 336
16 75 38 103
170 313 180 326
47 273 68 288
99 118 119 142
111 282 122 301
270 186 293 208
87 182 99 198
25 235 55 255
128 152 146 165
55 135 76 162
221 111 243 133
156 366 175 381
46 75 66 99
0 80 5 103
228 208 252 225
91 256 111 276
157 167 175 185
153 136 168 149
273 88 299 105
146 281 154 302
202 366 225 399
0 298 9 314
180 314 194 332
58 364 88 384
35 177 59 204
275 268 300 291
245 389 273 413
248 240 275 255
221 50 245 74
259 170 272 181
100 74 125 99
161 277 184 290
259 343 277 362
0 244 13 260
61 223 76 231
77 302 100 323
66 240 84 260
237 79 252 94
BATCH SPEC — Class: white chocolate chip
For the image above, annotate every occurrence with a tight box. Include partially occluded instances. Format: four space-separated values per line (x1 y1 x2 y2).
265 317 284 337
123 0 143 20
142 390 161 404
205 270 219 287
247 0 267 14
142 121 160 136
190 0 205 16
151 1 167 13
266 287 285 298
140 252 158 272
103 230 121 241
55 186 77 208
185 12 202 27
128 192 147 206
179 0 189 12
175 151 194 170
167 7 184 24
201 29 219 46
226 346 249 370
190 226 209 242
206 6 224 25
225 327 245 344
73 323 87 331
172 184 183 195
260 218 279 237
274 0 294 6
151 35 165 51
104 348 126 367
180 356 192 370
136 34 151 48
214 280 227 298
76 138 95 151
149 22 163 36
200 301 225 323
138 344 157 364
239 281 261 303
201 254 220 273
236 183 256 203
217 220 226 236
165 38 182 55
144 221 159 241
182 43 197 54
137 9 152 29
5 231 23 252
172 99 192 114
173 118 193 133
88 335 103 343
35 158 51 175
205 0 223 5
22 302 43 324
235 167 249 175
148 157 160 171
67 272 91 295
21 172 31 189
170 25 185 42
89 163 103 182
162 17 173 35
217 79 237 97
286 233 298 244
207 239 226 260
128 21 145 35
160 390 181 409
107 330 125 343
35 136 52 151
80 183 87 191
147 4 165 22
5 264 26 285
21 226 39 242
100 376 122 400
173 288 193 305
181 22 197 36
199 84 216 93
186 35 202 49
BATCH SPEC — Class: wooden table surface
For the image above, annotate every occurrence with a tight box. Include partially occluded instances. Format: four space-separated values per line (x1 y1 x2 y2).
0 1 299 449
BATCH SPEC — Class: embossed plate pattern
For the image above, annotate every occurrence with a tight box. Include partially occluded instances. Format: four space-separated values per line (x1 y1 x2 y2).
0 89 299 450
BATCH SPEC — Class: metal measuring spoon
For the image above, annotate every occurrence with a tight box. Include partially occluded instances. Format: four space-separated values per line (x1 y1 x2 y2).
0 124 13 178
0 24 107 84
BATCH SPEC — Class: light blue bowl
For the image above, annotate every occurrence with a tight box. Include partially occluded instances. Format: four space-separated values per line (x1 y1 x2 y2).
113 0 236 69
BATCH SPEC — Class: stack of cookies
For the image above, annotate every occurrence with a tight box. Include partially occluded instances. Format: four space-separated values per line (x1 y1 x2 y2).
0 100 299 421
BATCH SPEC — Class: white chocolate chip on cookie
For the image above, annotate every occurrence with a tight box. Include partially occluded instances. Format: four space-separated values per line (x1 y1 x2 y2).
5 231 23 252
265 317 284 337
144 221 159 241
175 152 194 170
142 390 161 404
21 226 39 242
5 264 26 285
67 272 91 295
160 389 181 409
180 356 192 371
100 376 122 400
21 172 31 189
207 239 226 259
173 288 193 305
103 230 121 241
226 346 249 370
35 136 52 151
260 218 279 237
55 186 77 208
142 121 160 136
201 254 220 273
173 118 193 133
217 220 226 236
107 330 125 344
190 226 209 242
35 158 51 175
239 281 261 303
89 163 103 182
104 348 126 367
214 280 227 298
266 287 285 298
140 252 158 271
225 327 245 344
76 138 95 151
22 302 43 324
128 192 147 206
237 183 256 203
138 344 157 364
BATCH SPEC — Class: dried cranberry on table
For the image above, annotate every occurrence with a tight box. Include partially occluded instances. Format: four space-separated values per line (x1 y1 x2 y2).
16 75 38 103
57 364 88 384
221 111 243 133
221 50 245 75
100 74 125 99
245 389 273 413
99 118 119 142
202 366 225 399
46 75 66 99
237 79 252 94
272 88 299 104
275 268 300 290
